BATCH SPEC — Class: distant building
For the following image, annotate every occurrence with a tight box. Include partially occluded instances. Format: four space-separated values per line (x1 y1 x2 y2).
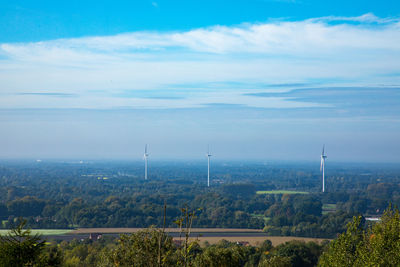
236 241 250 246
89 233 102 240
365 217 381 222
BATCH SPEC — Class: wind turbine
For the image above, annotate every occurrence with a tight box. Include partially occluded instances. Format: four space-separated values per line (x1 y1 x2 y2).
320 145 327 192
206 146 212 187
144 144 149 180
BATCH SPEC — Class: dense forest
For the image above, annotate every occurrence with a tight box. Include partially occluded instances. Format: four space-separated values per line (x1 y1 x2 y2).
1 160 400 239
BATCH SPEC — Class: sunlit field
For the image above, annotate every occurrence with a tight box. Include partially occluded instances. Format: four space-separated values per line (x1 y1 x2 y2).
256 190 309 195
0 229 73 236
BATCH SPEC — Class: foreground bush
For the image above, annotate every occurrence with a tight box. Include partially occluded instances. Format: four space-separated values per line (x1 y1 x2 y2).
319 206 400 266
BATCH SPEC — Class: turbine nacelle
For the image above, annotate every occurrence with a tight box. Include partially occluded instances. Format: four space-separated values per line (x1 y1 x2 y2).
321 145 327 159
320 145 327 171
143 144 149 158
206 145 212 158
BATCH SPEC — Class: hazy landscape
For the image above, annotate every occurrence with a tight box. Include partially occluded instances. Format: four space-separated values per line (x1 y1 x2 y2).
1 0 400 266
1 159 400 265
1 159 399 232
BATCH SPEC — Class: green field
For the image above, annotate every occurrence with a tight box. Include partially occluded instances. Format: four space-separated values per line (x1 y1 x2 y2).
322 204 337 210
0 229 73 236
256 190 309 195
322 203 337 215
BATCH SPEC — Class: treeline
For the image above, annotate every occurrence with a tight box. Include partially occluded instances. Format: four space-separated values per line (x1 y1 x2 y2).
0 190 386 238
0 190 340 235
1 191 266 229
1 186 399 238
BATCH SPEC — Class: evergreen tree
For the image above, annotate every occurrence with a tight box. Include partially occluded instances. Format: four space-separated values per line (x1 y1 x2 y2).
0 218 46 267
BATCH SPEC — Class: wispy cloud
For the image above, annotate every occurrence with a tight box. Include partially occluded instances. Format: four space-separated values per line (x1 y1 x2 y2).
0 14 399 110
17 92 77 97
3 13 399 55
309 13 400 24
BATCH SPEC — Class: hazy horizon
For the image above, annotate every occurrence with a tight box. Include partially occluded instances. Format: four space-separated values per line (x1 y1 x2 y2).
1 157 399 166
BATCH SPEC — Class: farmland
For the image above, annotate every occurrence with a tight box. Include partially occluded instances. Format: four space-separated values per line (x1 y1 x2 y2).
71 228 263 234
322 203 337 215
69 228 329 246
0 229 72 235
29 227 329 247
256 190 309 195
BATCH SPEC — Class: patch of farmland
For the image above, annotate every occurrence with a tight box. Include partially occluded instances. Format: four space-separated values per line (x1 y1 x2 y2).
71 228 263 234
322 203 337 214
0 229 73 236
256 190 309 195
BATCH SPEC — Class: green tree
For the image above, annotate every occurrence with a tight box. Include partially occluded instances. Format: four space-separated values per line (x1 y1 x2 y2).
318 215 364 266
258 255 292 267
355 206 400 266
193 242 247 267
0 218 46 267
175 206 200 267
274 240 322 267
107 228 176 267
319 206 400 267
7 196 46 217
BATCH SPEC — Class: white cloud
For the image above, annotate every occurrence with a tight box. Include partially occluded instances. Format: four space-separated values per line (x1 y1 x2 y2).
3 15 400 55
0 13 400 109
309 13 400 24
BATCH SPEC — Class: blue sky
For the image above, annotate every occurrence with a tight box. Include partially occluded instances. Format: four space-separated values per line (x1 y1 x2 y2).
0 1 400 162
1 0 400 42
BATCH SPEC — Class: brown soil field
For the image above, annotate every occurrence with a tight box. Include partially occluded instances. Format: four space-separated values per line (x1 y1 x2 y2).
185 236 330 246
71 228 263 234
70 228 330 246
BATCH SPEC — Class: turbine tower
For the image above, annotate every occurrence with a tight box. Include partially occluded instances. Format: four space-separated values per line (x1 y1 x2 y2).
144 144 149 180
206 146 212 187
320 145 327 192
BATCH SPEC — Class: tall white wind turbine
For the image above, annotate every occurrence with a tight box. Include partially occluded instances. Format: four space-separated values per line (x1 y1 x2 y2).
320 145 327 192
144 144 149 180
206 146 212 187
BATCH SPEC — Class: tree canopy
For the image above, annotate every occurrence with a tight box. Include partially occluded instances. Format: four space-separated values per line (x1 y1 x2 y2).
319 206 400 266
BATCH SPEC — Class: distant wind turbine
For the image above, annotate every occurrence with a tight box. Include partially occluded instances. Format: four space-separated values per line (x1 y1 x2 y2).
144 144 149 180
320 145 327 192
206 146 212 187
